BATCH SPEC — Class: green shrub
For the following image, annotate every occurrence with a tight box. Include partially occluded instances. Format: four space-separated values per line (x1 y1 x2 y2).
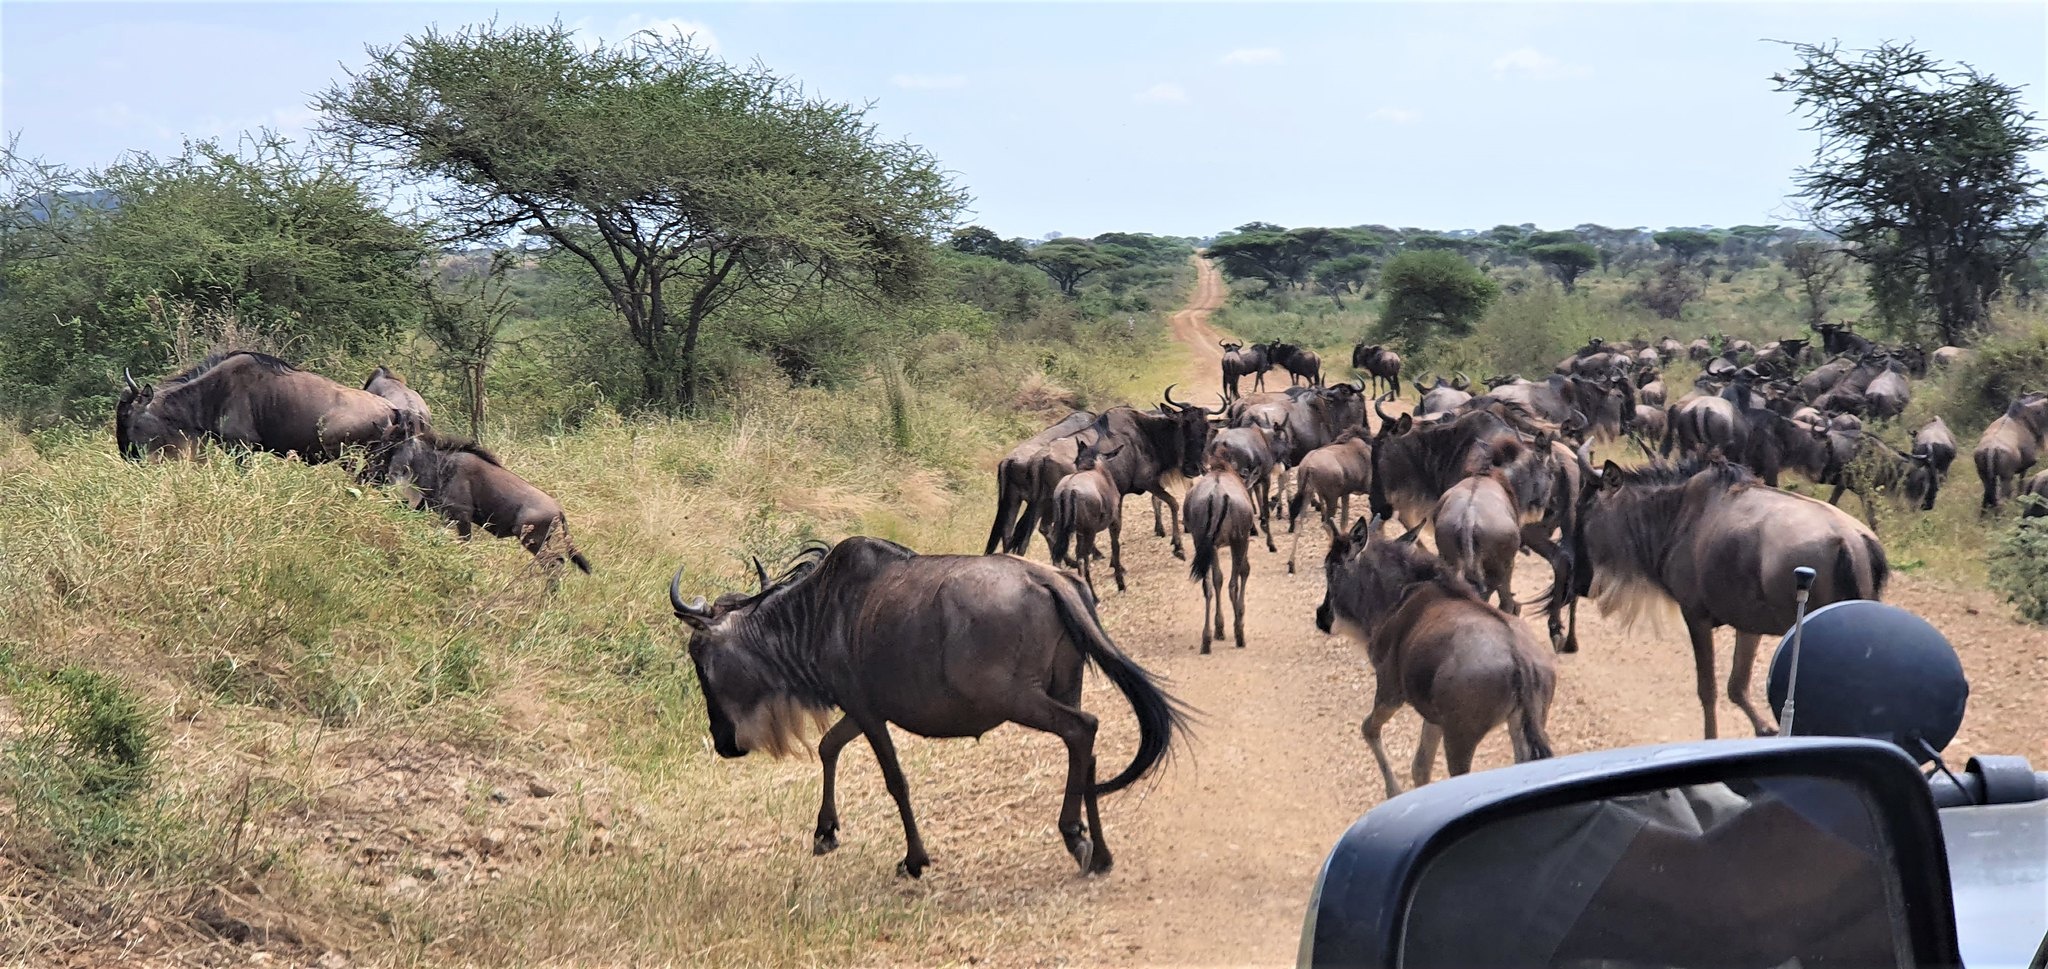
1 653 161 862
1988 506 2048 624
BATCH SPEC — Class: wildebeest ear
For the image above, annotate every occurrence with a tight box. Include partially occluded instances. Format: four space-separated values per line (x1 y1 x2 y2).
1394 522 1424 545
1393 415 1412 435
1351 515 1375 546
1600 460 1626 487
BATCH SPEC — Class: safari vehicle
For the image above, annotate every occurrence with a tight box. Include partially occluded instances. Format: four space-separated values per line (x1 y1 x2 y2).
1297 590 2048 969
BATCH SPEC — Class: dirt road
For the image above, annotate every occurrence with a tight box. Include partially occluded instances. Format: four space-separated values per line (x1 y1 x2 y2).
816 255 2045 969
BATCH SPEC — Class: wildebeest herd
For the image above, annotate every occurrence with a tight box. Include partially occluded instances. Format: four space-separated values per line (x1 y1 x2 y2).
114 333 2048 882
116 351 590 571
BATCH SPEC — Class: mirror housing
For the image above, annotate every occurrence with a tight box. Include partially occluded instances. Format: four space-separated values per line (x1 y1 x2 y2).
1298 737 1959 969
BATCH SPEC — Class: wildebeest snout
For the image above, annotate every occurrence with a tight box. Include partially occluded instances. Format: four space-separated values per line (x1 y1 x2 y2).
1315 601 1334 634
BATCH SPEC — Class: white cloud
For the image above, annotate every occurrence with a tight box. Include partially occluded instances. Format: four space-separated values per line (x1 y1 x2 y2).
1134 82 1188 104
891 73 968 91
1367 107 1420 125
1491 47 1589 79
1220 47 1284 67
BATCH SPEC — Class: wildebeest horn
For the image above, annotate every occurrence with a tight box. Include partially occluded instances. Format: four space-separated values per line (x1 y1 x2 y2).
1162 383 1186 410
1452 371 1470 391
123 369 139 393
1374 392 1397 424
751 557 769 592
670 565 709 620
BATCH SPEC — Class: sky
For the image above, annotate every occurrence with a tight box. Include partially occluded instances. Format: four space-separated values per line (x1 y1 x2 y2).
3 2 2044 240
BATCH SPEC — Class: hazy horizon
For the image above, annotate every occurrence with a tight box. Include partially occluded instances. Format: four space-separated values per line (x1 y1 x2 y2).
4 2 2043 239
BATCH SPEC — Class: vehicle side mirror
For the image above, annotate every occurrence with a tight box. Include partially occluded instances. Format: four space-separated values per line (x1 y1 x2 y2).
1298 738 1960 969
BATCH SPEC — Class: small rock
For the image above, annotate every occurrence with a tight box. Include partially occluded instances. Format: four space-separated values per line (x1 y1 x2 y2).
526 779 557 799
316 952 350 969
488 788 511 804
387 875 421 895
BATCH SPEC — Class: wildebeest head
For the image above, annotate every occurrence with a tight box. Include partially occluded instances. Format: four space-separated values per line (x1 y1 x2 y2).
1159 384 1213 478
115 370 158 460
1074 440 1123 471
671 546 841 759
1315 515 1439 637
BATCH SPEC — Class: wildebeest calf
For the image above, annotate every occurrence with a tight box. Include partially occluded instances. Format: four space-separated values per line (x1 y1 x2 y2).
1432 473 1523 614
1316 516 1556 796
1048 442 1126 596
379 433 591 573
1184 456 1256 653
1975 392 2048 510
1285 429 1372 574
364 365 431 425
671 537 1188 877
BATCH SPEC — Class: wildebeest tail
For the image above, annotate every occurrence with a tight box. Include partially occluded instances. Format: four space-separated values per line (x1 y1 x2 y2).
558 517 593 574
1844 534 1887 601
1188 498 1224 581
1510 648 1555 762
1045 577 1190 794
1286 479 1310 526
1048 488 1077 567
1976 448 1998 509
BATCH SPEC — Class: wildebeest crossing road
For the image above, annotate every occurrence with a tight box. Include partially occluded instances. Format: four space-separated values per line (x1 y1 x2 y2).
766 256 2046 968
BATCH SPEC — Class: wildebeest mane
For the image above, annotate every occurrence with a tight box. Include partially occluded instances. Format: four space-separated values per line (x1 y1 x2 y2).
363 365 393 390
162 350 298 388
412 431 502 466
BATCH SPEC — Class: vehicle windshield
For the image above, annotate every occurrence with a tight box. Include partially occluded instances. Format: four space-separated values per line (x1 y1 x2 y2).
1401 776 1911 969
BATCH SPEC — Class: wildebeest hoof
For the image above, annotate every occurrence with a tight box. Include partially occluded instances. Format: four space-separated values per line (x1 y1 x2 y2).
1171 547 1187 560
1754 725 1780 738
813 831 839 855
1286 562 1296 575
1069 836 1094 873
897 858 927 879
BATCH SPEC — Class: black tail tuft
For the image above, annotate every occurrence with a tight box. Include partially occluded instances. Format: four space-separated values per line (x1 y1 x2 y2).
1048 490 1076 566
1188 506 1221 581
1045 577 1192 794
570 551 592 574
1286 484 1308 526
1850 534 1887 601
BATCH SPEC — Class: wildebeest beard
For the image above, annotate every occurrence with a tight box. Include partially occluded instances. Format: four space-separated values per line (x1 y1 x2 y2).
1564 458 1756 634
690 543 867 759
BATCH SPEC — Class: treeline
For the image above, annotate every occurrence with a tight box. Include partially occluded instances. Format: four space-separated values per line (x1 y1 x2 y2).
0 22 1191 427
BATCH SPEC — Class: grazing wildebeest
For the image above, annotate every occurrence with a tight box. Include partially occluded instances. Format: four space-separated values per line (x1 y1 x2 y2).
2024 469 2048 517
1184 457 1257 653
1412 373 1473 417
1432 470 1523 614
1285 429 1373 574
364 366 431 425
1931 346 1969 370
1915 417 1957 479
1795 353 1860 400
1813 321 1873 357
1269 343 1324 387
986 411 1096 555
1048 442 1127 596
1635 346 1661 369
1897 344 1929 378
1352 344 1403 397
1554 456 1887 738
1754 338 1809 372
117 351 402 463
1724 338 1756 360
1820 428 1941 519
1219 341 1272 400
1316 517 1555 796
1634 368 1667 408
1484 372 1633 442
1658 337 1685 359
1206 422 1288 552
670 537 1187 878
1086 387 1214 557
1688 337 1714 363
1631 403 1668 445
1862 363 1912 421
1974 391 2048 510
378 432 591 572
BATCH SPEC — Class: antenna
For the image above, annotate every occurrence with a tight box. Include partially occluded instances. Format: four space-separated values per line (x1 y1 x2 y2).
1778 566 1819 735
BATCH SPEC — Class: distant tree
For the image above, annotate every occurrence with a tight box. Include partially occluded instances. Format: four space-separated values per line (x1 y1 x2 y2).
1207 224 1379 291
423 251 524 439
1626 262 1705 320
1311 253 1375 308
1776 41 2048 344
1376 250 1501 347
1653 229 1721 266
319 22 966 410
1782 241 1848 327
949 225 1029 263
1029 237 1126 296
1528 242 1600 293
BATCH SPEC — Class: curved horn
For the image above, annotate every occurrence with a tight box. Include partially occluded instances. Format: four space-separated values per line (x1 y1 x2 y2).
123 369 139 393
1452 371 1470 391
670 565 709 620
1374 392 1397 425
752 556 769 593
1162 383 1186 410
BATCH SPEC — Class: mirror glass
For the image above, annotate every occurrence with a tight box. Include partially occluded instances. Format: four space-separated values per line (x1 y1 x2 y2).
1400 776 1911 969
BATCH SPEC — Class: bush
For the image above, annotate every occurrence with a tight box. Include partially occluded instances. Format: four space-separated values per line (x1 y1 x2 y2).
1 653 161 864
1376 250 1501 349
1988 508 2048 623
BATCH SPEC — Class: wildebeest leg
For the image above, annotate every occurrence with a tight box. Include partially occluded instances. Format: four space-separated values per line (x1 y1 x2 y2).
1339 494 1350 529
1230 539 1249 649
1410 722 1442 789
1858 490 1879 529
1287 511 1304 575
1728 632 1778 737
1360 681 1407 797
1495 563 1519 616
859 722 931 878
1076 532 1097 599
1108 519 1127 592
1442 729 1481 779
1009 693 1110 874
1826 483 1847 506
1259 478 1276 553
812 716 861 854
1152 494 1166 537
454 516 475 541
1685 614 1721 740
1201 558 1223 655
1151 486 1187 559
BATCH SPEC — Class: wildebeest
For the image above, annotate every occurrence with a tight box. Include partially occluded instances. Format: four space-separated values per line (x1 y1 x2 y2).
1634 368 1666 408
1219 341 1272 400
1183 458 1257 653
1914 417 1957 479
1484 372 1633 442
1048 442 1127 597
1687 337 1714 363
1974 392 2048 510
1269 343 1324 388
1795 354 1860 401
1432 472 1523 614
1657 337 1685 359
1368 404 1521 528
2024 469 2048 517
1813 321 1873 357
1754 338 1809 372
1284 429 1373 574
1226 382 1365 501
378 432 591 572
669 537 1188 878
1631 403 1668 446
1554 456 1887 738
1316 517 1555 796
1352 344 1402 396
1931 346 1970 370
1862 363 1911 421
117 351 402 463
985 411 1096 555
1084 387 1215 557
1820 428 1941 519
364 365 431 424
1206 422 1288 552
1412 373 1473 417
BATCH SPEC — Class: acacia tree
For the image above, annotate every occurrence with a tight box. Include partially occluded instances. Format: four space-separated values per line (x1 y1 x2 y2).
1528 242 1599 293
1775 41 2048 345
1028 237 1126 295
319 22 966 409
1312 253 1375 308
1376 250 1500 347
1782 241 1848 327
1653 229 1721 267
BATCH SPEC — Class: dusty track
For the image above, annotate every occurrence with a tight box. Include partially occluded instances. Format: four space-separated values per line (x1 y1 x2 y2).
784 256 2046 968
